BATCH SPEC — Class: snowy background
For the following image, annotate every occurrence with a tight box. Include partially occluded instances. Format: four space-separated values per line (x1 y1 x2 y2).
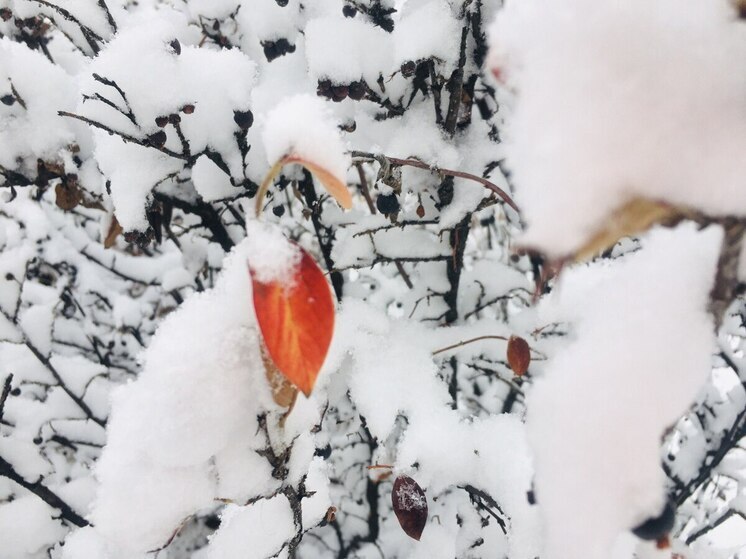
0 0 745 558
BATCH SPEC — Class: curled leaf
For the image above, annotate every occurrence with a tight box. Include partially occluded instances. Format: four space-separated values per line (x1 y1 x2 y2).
250 245 334 396
255 154 352 216
392 475 428 541
507 335 531 376
261 344 298 408
103 215 123 249
573 197 682 261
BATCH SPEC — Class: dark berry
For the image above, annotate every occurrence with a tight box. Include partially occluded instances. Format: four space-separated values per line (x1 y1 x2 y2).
168 113 181 125
1 94 15 106
272 205 285 217
331 85 348 102
146 131 167 148
342 4 357 17
0 8 12 21
182 104 195 114
275 0 289 5
233 110 254 130
348 81 366 101
376 193 400 214
155 116 168 127
317 80 332 98
10 388 20 396
401 61 416 78
632 500 675 541
169 39 181 55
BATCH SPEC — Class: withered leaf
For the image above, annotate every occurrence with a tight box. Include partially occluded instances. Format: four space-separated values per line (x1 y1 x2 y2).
507 335 531 376
392 475 428 541
103 215 123 249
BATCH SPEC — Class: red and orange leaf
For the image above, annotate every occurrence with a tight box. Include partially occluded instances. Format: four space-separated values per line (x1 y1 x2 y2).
250 246 334 397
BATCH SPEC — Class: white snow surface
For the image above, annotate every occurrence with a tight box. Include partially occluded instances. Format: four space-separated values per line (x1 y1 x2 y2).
529 224 721 559
489 0 746 257
261 94 350 184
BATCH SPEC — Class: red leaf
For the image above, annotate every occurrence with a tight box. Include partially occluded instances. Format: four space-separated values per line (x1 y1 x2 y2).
250 246 334 397
507 335 531 376
392 475 428 541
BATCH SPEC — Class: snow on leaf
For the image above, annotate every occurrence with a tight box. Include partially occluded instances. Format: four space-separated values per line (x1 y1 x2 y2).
250 244 334 397
392 475 428 541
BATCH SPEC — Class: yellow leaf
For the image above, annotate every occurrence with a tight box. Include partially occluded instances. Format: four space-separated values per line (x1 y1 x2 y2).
573 198 682 261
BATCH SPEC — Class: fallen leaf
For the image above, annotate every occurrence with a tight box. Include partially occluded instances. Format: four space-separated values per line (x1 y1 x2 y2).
507 335 531 376
392 475 428 541
250 245 334 396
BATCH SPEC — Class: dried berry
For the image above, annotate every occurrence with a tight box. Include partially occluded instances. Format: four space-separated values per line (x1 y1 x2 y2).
331 85 348 102
182 104 195 114
392 475 428 541
632 501 675 541
416 204 425 218
146 130 167 148
155 116 168 127
1 94 15 106
401 61 417 78
0 8 12 21
317 79 332 98
376 193 400 215
233 109 254 130
348 81 366 101
168 113 181 125
506 335 531 376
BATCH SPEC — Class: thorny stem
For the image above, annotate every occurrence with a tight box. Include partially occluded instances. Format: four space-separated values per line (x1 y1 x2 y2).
351 151 519 214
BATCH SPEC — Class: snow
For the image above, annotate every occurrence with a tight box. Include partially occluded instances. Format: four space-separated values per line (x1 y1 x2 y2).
489 0 746 258
192 155 237 202
0 496 66 559
206 498 295 559
244 219 301 284
261 94 350 184
305 16 393 84
528 224 721 559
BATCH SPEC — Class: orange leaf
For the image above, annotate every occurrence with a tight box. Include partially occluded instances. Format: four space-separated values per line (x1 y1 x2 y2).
250 246 334 396
283 155 352 210
255 155 352 216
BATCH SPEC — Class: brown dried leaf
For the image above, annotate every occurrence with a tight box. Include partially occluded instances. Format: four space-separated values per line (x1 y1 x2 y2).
261 343 298 408
103 215 123 249
55 181 81 211
507 335 531 376
392 475 428 541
